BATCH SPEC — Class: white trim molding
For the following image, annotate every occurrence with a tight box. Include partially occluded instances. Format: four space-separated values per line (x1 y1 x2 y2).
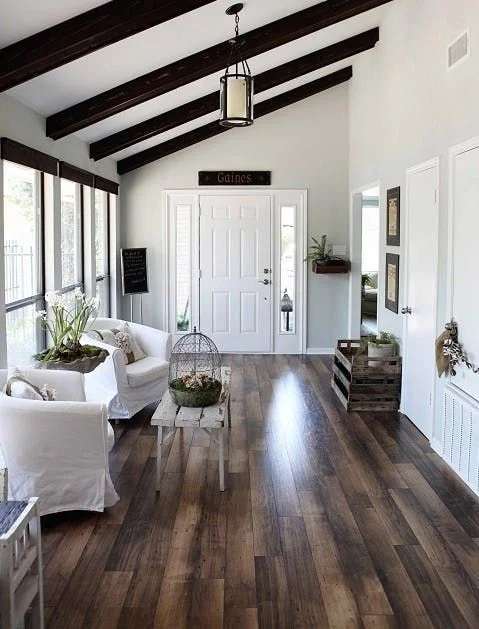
306 347 335 355
348 180 380 339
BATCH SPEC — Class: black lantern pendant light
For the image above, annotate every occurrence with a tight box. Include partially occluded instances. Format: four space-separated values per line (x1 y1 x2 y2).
219 3 253 128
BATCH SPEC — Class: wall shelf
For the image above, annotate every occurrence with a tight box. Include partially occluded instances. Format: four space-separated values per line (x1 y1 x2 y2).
312 259 350 274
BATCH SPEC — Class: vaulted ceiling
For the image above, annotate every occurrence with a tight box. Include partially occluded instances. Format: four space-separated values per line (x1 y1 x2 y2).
1 1 394 173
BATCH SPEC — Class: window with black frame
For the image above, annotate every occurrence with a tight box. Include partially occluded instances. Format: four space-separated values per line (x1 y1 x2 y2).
1 138 118 368
95 188 110 317
3 161 44 366
60 178 83 307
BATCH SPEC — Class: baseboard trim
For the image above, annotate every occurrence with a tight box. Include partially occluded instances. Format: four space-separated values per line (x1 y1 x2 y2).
306 347 335 355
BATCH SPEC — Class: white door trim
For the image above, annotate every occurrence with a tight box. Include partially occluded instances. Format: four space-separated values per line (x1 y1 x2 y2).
401 157 439 434
348 180 380 338
447 135 479 398
163 188 307 353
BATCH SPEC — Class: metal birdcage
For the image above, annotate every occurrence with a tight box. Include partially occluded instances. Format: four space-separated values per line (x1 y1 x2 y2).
168 328 222 407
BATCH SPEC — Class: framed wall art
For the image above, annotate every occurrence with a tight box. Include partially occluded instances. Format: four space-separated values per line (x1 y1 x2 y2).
385 253 399 313
386 186 400 246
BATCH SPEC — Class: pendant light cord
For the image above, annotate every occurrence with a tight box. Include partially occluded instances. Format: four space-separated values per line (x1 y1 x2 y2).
224 10 251 78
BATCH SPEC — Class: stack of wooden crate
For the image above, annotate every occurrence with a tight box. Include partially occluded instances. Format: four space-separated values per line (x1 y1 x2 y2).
331 339 402 411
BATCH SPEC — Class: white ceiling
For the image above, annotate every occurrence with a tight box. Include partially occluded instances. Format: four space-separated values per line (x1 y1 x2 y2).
1 1 391 163
0 0 106 47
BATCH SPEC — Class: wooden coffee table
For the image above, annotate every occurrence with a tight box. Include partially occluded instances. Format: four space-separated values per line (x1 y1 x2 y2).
151 367 231 492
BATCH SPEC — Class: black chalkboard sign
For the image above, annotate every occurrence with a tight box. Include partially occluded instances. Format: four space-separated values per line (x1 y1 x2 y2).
121 248 149 295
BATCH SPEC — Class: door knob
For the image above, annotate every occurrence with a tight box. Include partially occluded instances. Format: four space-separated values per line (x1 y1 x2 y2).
258 279 270 285
401 306 412 314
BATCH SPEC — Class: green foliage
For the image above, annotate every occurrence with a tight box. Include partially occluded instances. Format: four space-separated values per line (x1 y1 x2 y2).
35 343 102 364
362 273 373 288
367 330 396 346
170 374 221 392
177 313 189 331
304 234 329 262
5 178 33 211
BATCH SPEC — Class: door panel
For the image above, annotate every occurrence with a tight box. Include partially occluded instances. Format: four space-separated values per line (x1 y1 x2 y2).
240 292 257 333
451 147 479 400
200 195 271 352
402 162 438 439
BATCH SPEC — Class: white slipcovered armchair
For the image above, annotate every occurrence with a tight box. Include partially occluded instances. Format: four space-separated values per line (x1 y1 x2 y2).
82 318 171 419
0 369 119 516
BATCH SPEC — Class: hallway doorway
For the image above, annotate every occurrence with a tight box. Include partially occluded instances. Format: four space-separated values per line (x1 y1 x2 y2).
360 187 379 336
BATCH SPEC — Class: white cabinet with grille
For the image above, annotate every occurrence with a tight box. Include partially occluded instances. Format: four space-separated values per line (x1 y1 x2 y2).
0 497 44 629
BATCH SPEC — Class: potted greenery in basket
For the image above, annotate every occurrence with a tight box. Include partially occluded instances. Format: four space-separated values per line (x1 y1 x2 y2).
305 235 349 273
34 289 108 373
367 331 397 359
169 372 222 407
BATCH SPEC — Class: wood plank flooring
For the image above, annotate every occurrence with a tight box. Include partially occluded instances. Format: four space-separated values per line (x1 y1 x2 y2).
41 355 479 628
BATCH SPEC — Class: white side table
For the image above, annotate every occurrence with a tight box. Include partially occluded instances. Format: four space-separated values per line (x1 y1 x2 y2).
0 497 44 629
151 367 231 492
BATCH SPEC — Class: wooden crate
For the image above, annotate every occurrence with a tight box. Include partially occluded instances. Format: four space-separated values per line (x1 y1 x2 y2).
331 339 402 411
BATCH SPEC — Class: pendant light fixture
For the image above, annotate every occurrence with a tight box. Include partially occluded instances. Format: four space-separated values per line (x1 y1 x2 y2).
219 3 253 127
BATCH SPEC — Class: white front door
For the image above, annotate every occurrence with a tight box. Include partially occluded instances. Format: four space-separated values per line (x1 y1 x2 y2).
401 160 439 439
199 194 272 352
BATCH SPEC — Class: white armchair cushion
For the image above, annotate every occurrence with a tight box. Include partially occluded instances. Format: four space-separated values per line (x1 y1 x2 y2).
125 356 169 387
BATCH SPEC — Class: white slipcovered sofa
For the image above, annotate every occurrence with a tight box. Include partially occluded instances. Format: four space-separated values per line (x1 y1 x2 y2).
82 318 171 420
0 369 119 515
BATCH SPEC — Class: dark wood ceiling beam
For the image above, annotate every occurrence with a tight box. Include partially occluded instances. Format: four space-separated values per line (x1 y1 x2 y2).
117 66 352 175
47 0 393 139
91 28 378 160
0 0 216 93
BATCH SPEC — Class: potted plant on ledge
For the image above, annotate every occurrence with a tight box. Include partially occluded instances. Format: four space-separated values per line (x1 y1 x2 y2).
34 289 108 373
367 331 397 358
305 235 350 273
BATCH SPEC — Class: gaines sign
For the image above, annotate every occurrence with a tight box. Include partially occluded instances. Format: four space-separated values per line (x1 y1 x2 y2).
198 171 271 186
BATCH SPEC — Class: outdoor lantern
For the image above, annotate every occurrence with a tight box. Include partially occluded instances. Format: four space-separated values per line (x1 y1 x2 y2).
219 3 253 128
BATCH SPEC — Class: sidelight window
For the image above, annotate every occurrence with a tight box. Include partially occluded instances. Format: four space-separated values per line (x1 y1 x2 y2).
175 205 191 332
279 205 296 334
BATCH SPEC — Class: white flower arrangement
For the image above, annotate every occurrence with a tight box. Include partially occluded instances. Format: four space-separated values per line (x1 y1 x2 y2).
35 290 101 362
180 372 218 391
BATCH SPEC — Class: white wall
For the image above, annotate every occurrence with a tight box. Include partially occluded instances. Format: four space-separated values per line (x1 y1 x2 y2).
349 0 479 443
120 84 350 350
0 92 118 181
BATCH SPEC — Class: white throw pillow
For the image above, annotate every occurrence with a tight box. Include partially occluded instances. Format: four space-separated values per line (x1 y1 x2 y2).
89 328 118 347
89 323 145 365
4 369 56 401
117 322 146 364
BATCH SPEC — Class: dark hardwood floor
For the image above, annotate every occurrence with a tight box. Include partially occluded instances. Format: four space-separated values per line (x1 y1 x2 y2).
42 354 479 628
